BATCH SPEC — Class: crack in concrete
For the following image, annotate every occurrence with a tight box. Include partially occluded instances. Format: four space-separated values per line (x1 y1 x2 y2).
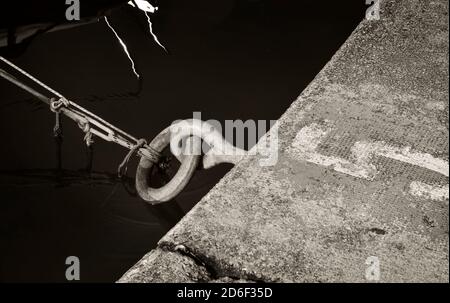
159 242 264 283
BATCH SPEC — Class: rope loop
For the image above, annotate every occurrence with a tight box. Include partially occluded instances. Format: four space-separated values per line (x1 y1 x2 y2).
118 138 159 178
139 144 161 164
50 97 70 139
77 120 94 147
50 97 70 113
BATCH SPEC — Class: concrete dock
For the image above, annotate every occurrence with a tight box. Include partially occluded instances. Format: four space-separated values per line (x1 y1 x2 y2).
119 0 449 283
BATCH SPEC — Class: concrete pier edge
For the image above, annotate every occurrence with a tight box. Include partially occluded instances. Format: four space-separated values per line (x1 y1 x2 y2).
119 0 449 283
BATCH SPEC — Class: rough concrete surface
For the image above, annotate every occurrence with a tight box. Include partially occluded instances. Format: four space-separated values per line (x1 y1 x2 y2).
119 0 449 282
118 248 211 283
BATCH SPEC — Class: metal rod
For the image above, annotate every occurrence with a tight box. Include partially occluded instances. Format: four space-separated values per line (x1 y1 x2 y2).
0 67 135 149
0 68 50 105
1 57 141 145
0 65 152 168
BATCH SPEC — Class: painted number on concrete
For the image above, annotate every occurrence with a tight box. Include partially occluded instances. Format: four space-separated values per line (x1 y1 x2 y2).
288 123 449 201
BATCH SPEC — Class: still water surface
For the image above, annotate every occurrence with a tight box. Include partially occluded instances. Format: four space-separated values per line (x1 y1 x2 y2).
0 1 364 282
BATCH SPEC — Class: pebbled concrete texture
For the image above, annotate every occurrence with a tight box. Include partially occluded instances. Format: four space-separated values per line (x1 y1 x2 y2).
118 248 211 283
119 0 449 283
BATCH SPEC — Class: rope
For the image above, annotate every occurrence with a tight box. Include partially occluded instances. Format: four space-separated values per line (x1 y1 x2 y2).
53 112 62 138
50 97 70 113
49 97 70 138
140 145 161 164
1 56 162 179
118 139 158 178
78 120 95 146
0 56 140 144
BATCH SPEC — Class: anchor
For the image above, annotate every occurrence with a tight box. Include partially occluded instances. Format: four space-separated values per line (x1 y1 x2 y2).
0 56 245 204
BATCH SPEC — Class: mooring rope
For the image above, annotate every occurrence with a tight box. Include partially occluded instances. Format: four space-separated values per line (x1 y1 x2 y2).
49 97 70 138
49 97 70 113
0 56 139 144
119 138 150 178
0 56 162 177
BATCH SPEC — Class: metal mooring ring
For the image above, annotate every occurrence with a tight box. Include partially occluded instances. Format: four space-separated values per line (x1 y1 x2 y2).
135 125 201 204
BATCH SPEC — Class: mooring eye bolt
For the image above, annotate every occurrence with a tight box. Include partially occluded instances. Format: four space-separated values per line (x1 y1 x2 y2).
167 119 246 169
135 120 247 203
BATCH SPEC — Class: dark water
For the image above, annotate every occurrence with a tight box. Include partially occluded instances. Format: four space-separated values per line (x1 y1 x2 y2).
0 1 365 282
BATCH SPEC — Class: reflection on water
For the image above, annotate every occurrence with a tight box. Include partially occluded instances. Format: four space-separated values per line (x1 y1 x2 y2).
0 1 364 282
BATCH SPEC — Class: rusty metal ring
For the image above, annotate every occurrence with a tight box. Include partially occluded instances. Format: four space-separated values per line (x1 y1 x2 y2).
135 126 201 204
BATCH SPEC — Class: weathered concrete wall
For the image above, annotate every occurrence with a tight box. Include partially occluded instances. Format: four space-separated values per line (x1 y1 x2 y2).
119 0 449 283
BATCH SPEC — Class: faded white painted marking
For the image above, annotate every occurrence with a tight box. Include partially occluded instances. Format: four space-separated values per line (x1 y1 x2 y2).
353 141 449 177
409 181 449 202
289 124 376 179
288 123 449 181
